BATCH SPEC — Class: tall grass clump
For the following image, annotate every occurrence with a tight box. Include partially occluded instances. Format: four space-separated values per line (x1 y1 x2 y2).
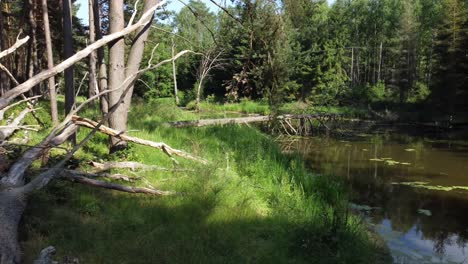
17 99 388 263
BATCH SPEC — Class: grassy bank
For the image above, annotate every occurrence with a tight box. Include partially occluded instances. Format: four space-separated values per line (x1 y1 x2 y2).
15 99 387 263
195 100 368 118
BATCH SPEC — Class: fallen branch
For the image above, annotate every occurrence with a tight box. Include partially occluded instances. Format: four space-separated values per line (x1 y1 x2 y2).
59 169 140 182
0 95 41 121
1 124 77 187
91 161 172 172
61 170 174 195
72 115 208 164
0 108 35 141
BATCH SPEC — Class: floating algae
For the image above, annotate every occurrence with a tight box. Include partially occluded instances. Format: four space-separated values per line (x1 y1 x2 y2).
385 160 400 166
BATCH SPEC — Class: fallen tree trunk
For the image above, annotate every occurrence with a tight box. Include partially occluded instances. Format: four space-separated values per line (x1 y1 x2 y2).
165 114 341 128
91 161 171 172
72 115 208 164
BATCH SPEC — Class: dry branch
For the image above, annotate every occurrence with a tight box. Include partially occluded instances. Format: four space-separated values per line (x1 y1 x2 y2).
0 36 30 59
61 170 174 195
60 169 140 182
72 115 208 164
0 108 35 141
1 124 77 187
0 0 167 110
91 161 171 172
0 95 41 121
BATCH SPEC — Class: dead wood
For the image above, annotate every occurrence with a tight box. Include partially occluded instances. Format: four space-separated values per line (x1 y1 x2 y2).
165 114 341 128
0 107 35 141
1 124 77 187
0 36 30 59
72 115 208 164
33 246 58 264
90 161 171 172
60 170 174 196
0 0 167 111
0 95 41 121
60 169 140 182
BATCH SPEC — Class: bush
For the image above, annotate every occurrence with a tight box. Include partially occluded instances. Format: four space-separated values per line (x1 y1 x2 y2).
407 82 431 103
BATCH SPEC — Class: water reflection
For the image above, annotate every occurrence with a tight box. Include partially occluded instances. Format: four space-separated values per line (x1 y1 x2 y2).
281 133 468 263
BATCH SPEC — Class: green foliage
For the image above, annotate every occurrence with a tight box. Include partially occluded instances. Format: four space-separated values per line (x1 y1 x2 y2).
407 82 431 103
368 81 389 102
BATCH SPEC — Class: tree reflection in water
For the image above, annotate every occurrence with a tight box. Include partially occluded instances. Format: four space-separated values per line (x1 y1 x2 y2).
280 130 468 262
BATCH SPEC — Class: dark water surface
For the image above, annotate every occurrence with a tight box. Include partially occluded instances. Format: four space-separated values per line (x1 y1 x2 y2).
280 129 468 263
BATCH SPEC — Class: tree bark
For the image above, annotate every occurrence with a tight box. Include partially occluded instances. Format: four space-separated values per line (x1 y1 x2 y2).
88 0 98 100
42 0 59 125
108 0 159 152
172 38 179 105
63 0 74 118
107 0 127 152
93 0 109 117
0 0 7 96
27 0 39 96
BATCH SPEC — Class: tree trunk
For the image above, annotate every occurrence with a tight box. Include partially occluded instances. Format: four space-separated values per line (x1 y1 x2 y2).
350 47 354 87
377 42 382 82
27 0 39 96
196 80 203 110
107 0 127 153
0 188 26 264
109 0 158 152
42 0 59 125
172 38 179 105
88 0 98 100
0 0 7 96
93 0 109 117
63 0 74 117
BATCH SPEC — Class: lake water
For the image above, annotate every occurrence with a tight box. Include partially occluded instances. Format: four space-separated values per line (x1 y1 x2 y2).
280 127 468 264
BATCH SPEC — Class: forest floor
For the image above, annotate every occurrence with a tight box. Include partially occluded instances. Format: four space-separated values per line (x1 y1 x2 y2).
8 98 390 263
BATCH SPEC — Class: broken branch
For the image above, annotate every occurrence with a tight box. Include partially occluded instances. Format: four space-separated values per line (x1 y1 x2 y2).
72 115 208 164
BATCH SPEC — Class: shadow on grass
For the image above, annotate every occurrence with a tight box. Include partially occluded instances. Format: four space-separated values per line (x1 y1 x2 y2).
21 181 382 264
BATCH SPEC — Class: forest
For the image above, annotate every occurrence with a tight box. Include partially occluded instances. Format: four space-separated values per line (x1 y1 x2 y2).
0 0 468 263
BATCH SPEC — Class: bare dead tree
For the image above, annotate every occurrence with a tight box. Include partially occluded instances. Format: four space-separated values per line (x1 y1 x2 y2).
172 37 180 105
88 0 98 100
41 0 59 125
195 48 224 110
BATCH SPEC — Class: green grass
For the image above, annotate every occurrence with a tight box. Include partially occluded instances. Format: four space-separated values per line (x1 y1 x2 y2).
195 99 367 118
5 98 388 263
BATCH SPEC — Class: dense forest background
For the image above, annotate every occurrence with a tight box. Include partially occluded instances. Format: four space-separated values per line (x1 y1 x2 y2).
1 0 467 116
